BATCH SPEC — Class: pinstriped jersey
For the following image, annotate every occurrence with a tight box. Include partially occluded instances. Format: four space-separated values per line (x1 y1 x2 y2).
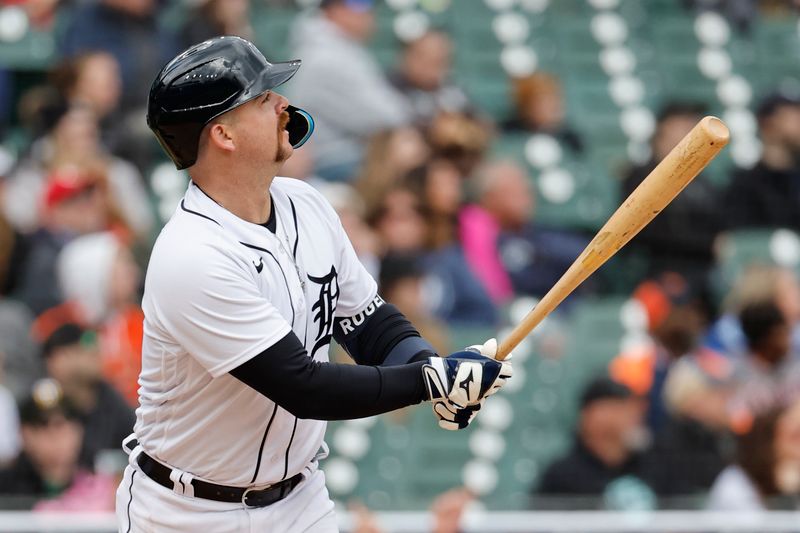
133 177 377 486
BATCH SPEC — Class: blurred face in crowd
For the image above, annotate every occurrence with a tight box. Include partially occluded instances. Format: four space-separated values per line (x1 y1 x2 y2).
523 87 564 131
386 127 430 176
72 53 122 119
402 31 453 91
108 247 141 310
480 161 534 230
762 103 800 153
424 159 462 216
384 275 424 318
52 107 100 163
653 113 698 161
45 340 102 391
46 183 108 235
375 189 426 252
21 415 83 483
580 396 646 467
325 2 375 42
653 304 705 359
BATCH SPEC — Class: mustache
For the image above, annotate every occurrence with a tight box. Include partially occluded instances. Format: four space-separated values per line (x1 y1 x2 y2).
278 111 290 131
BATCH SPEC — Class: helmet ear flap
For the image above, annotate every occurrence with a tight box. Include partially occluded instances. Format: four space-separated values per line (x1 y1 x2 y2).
286 106 314 148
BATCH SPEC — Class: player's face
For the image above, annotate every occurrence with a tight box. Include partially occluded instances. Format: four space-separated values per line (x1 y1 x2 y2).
233 91 294 168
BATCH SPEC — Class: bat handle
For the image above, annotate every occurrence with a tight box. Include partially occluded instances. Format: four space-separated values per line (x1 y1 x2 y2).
496 303 549 361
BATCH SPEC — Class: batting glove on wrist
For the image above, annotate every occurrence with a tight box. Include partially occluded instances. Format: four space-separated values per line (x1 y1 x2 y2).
422 338 513 409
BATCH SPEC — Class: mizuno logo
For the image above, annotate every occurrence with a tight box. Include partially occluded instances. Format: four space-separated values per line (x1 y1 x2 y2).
459 368 475 401
254 258 264 273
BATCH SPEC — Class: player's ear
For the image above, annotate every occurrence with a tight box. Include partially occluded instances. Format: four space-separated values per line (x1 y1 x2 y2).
207 122 236 153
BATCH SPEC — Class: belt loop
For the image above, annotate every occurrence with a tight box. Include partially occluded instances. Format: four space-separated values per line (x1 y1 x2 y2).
122 434 138 456
123 435 143 468
169 468 190 496
182 472 195 498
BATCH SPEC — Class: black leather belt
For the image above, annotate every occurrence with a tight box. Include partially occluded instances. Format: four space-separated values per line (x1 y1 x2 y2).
135 451 303 507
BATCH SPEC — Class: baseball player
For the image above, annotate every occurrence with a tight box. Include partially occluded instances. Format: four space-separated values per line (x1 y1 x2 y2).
116 36 512 533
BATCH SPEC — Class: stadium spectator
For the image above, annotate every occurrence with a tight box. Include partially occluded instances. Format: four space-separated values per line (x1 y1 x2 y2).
58 0 180 171
355 127 430 218
286 0 410 180
405 160 497 326
645 343 736 497
50 52 122 133
503 72 584 154
2 101 153 240
49 52 131 158
708 401 800 510
39 232 143 406
0 379 84 507
460 159 589 304
379 253 449 356
369 186 428 255
59 0 179 111
39 323 135 470
703 265 800 361
427 111 492 177
181 0 253 47
725 90 800 231
8 167 114 315
610 273 709 433
389 30 472 125
727 301 800 430
621 102 723 300
536 377 653 506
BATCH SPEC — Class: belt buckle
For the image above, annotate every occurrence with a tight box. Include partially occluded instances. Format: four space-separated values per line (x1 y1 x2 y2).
242 486 258 507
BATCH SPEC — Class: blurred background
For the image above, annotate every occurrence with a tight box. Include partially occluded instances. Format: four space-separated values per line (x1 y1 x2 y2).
0 0 800 531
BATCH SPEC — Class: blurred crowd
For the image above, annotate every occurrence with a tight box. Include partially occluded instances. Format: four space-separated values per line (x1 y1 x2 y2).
0 0 799 517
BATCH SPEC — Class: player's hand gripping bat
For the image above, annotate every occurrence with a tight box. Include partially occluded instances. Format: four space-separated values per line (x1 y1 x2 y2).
496 116 730 360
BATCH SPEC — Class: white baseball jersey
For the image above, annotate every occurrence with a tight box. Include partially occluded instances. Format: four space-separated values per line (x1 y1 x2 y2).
133 177 377 487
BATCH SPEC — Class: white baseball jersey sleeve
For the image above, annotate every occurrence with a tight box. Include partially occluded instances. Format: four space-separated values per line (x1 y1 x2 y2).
134 177 377 487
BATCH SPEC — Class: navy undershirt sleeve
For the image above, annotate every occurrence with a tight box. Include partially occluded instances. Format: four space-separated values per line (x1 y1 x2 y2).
229 332 427 420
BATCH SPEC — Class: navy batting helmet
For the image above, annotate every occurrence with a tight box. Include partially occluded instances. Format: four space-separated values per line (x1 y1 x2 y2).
147 36 314 170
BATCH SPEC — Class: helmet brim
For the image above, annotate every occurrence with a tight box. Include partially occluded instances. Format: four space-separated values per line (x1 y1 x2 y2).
248 59 301 102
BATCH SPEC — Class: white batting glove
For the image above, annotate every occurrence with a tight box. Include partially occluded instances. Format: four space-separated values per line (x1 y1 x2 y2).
428 338 513 431
422 337 513 408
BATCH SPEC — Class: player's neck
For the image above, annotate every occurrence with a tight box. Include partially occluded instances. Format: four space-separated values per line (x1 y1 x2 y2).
191 169 275 225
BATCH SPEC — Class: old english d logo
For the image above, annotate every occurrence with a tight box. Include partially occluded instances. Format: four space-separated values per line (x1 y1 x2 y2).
309 266 339 358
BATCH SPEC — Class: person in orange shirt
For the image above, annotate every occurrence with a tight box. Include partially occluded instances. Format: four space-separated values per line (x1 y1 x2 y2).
34 232 142 406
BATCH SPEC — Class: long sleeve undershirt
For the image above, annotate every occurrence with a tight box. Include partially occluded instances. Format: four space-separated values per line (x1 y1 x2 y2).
229 332 427 420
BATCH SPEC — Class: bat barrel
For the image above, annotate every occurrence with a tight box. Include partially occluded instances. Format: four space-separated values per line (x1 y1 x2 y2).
496 116 729 360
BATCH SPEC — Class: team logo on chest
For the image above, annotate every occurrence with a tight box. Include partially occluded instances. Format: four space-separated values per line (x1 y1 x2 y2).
308 266 339 357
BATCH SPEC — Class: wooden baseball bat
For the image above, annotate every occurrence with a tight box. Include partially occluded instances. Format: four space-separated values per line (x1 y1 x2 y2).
496 116 730 360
